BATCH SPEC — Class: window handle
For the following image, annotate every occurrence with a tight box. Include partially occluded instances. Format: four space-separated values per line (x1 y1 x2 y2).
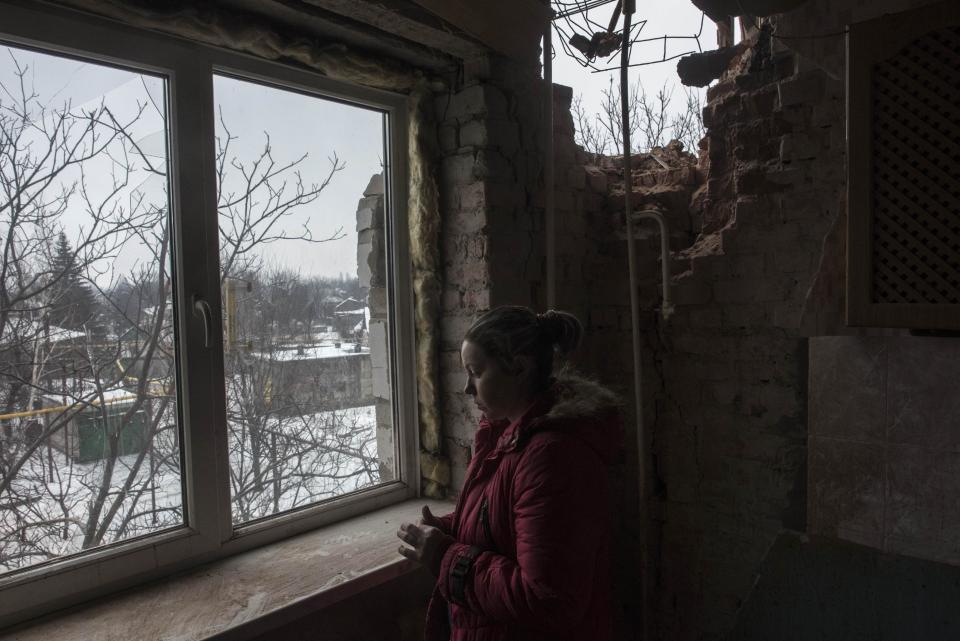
192 296 213 348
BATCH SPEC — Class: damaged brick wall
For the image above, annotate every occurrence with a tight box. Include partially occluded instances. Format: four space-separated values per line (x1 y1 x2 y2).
477 33 834 640
580 1 953 639
518 21 839 641
649 35 834 636
535 39 829 636
434 55 548 492
548 89 705 641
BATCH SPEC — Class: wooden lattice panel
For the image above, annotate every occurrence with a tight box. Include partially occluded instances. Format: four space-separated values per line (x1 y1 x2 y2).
871 27 960 305
847 1 960 329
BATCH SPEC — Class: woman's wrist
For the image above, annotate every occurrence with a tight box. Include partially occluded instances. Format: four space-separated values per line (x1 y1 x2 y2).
428 533 455 576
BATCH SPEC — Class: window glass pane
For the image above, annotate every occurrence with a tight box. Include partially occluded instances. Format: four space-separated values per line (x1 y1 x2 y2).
0 45 184 575
214 75 395 525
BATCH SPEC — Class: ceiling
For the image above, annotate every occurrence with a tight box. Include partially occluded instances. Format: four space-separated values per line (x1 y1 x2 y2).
213 0 551 75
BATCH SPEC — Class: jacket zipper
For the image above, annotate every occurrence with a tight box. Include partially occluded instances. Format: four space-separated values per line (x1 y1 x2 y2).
480 496 496 551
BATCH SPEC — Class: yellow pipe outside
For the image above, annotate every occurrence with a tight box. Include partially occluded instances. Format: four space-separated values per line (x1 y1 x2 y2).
0 394 141 422
0 405 73 420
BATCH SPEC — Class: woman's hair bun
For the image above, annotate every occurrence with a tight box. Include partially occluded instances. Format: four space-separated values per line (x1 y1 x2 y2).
538 310 583 355
465 305 583 390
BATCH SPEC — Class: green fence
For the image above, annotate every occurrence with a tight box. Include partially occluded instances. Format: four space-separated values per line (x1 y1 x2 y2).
75 407 148 463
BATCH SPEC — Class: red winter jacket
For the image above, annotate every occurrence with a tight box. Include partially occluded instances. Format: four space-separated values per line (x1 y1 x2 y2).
425 374 623 641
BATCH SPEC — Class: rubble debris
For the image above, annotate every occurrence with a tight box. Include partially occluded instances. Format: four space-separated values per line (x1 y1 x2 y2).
677 44 746 87
691 0 810 20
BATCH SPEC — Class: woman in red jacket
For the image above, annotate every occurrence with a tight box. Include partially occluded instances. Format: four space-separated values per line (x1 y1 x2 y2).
397 306 622 641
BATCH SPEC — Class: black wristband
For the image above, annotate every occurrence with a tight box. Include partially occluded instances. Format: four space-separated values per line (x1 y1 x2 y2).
448 545 482 605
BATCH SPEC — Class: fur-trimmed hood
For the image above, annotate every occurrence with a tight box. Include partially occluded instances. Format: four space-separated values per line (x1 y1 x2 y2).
519 370 624 465
542 371 622 425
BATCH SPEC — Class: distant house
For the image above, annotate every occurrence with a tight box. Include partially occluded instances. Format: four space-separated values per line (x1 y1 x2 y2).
44 388 150 463
333 297 367 336
254 342 372 413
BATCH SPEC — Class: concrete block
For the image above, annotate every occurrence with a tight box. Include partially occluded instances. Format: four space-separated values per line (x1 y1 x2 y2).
722 222 801 253
488 119 521 154
566 165 587 190
363 173 384 197
755 275 799 303
735 197 778 226
773 248 812 273
778 73 825 107
704 380 741 405
673 333 731 357
741 85 779 118
440 314 477 351
688 308 723 328
445 83 508 120
457 181 486 213
778 192 824 223
484 182 526 211
759 382 800 417
726 253 765 279
474 149 515 183
459 119 485 148
440 152 478 185
586 166 609 193
442 288 462 312
722 304 769 327
714 278 757 304
356 203 382 232
766 168 809 190
370 320 390 399
779 133 821 162
462 287 490 311
673 275 713 305
772 300 804 329
448 207 487 235
439 121 458 153
368 286 387 316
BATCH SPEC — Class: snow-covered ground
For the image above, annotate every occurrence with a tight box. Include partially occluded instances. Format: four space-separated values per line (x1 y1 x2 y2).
0 404 380 575
257 342 368 361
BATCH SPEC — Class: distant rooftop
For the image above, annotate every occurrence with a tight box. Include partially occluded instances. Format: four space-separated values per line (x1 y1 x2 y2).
257 343 368 361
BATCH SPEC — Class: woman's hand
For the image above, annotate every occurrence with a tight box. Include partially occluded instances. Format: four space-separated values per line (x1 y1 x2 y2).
419 504 445 530
397 506 454 576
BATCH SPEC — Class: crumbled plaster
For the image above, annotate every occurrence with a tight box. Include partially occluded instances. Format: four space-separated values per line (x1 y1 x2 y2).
49 0 443 92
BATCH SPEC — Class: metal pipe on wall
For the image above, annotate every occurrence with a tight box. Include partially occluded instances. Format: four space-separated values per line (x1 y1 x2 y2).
617 4 652 639
631 210 674 315
626 207 673 641
544 22 556 309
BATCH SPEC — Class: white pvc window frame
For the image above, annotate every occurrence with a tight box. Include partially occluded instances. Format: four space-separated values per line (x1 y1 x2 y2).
0 2 419 628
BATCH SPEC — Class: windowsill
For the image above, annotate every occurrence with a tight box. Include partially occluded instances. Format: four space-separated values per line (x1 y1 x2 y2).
1 498 452 641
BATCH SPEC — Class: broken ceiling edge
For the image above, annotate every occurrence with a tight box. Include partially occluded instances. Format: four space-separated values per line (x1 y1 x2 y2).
47 0 447 93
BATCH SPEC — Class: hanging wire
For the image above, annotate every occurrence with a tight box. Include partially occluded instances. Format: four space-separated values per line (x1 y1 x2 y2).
735 3 849 41
551 0 708 72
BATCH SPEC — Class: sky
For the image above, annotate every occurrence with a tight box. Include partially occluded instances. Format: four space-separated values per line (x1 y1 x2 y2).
549 0 715 147
213 76 384 279
0 45 384 284
1 2 716 283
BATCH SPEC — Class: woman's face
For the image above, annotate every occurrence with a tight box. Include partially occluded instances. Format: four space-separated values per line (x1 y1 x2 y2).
460 340 532 422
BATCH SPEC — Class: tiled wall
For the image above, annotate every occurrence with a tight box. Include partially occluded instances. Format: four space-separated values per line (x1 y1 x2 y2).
809 335 960 565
